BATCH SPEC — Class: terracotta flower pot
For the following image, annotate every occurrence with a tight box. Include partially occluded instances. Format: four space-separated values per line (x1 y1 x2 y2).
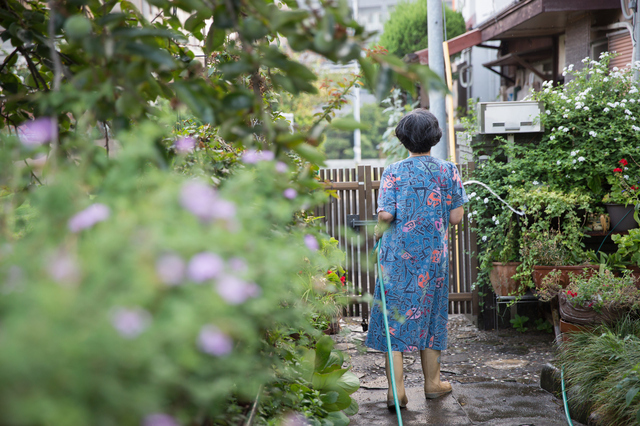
605 203 638 232
532 265 599 289
559 319 592 342
489 262 522 296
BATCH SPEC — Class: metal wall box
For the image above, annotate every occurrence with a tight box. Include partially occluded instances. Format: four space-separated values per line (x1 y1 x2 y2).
478 101 544 134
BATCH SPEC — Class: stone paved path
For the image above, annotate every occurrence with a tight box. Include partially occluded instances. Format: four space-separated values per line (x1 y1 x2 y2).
334 314 585 425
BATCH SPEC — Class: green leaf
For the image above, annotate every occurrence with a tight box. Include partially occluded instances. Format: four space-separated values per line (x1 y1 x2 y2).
343 397 359 416
222 92 253 111
324 411 350 425
315 335 334 371
627 387 640 407
205 27 225 54
64 15 92 40
292 144 326 166
124 42 177 70
375 64 393 102
337 370 360 395
321 390 339 405
330 118 369 132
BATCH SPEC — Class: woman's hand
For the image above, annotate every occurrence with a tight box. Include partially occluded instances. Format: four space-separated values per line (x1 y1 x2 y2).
449 206 464 225
375 211 394 241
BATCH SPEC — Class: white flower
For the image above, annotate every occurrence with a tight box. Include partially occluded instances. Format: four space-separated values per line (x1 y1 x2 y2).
545 110 551 115
556 160 562 165
491 216 496 222
468 213 473 218
622 99 628 103
483 198 489 204
473 210 478 215
469 192 476 199
481 236 488 242
550 135 556 140
495 219 500 225
563 127 570 133
625 109 633 115
625 175 630 180
589 131 597 137
604 107 610 113
583 106 589 111
603 77 609 82
532 180 539 185
570 151 577 156
512 171 515 174
578 156 585 162
632 125 640 132
631 99 636 103
563 114 569 118
572 159 577 164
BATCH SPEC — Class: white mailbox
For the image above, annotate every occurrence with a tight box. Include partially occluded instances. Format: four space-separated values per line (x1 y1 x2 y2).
478 101 544 134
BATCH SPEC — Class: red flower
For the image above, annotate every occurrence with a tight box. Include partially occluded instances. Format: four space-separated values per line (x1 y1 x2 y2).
620 159 629 166
327 270 332 275
613 168 624 173
633 186 638 191
567 290 577 297
340 276 346 285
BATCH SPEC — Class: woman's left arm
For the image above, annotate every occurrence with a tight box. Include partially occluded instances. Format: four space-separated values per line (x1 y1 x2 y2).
449 206 464 225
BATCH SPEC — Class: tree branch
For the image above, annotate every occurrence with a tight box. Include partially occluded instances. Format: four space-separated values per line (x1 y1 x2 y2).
0 48 18 74
17 47 48 91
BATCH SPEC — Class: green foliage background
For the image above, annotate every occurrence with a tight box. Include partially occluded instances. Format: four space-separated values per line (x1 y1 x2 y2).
379 0 466 58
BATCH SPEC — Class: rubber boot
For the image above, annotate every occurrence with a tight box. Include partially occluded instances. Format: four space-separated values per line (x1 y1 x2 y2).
420 348 452 399
385 351 408 411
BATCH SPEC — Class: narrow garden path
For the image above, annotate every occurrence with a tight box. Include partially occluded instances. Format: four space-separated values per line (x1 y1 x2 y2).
335 315 586 425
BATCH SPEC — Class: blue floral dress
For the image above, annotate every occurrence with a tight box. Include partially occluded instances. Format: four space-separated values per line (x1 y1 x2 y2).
365 156 468 352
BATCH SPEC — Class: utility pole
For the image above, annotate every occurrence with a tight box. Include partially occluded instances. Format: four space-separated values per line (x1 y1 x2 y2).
634 0 640 81
353 0 362 164
427 0 449 160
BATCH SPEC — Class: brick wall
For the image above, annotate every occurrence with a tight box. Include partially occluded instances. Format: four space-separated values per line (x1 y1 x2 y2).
564 13 592 80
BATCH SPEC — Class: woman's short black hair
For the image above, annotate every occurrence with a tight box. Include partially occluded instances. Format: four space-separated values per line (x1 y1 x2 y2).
394 109 442 154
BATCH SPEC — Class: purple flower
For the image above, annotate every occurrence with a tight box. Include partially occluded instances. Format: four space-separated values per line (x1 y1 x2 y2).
111 307 150 339
156 253 185 286
260 150 275 161
18 117 57 147
46 250 80 285
68 203 110 233
242 149 260 164
275 161 288 173
174 137 196 154
179 182 236 222
142 413 180 426
283 188 297 199
179 182 217 220
228 257 248 273
242 149 275 163
216 275 261 304
304 234 319 251
187 252 224 282
197 325 233 356
211 199 236 220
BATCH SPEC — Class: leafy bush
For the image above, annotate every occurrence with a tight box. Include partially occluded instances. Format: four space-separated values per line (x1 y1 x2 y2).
379 0 466 58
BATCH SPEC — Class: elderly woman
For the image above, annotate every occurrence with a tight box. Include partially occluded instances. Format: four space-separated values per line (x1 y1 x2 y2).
365 109 467 410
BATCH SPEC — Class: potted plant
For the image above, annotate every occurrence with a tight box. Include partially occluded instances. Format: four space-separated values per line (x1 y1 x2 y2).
509 187 593 290
488 215 523 296
558 268 640 326
603 158 639 231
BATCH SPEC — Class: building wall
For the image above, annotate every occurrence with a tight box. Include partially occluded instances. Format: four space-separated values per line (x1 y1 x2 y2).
564 13 592 76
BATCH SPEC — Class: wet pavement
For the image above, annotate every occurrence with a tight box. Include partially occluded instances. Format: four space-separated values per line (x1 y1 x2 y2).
334 314 585 425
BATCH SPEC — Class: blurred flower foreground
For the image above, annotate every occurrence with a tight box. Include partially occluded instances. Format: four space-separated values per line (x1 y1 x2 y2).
0 0 444 424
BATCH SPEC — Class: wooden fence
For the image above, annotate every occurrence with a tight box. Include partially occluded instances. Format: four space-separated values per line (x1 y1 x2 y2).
315 163 479 323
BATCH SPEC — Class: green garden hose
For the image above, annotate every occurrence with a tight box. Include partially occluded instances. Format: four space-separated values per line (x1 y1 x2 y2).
375 239 404 425
561 366 574 426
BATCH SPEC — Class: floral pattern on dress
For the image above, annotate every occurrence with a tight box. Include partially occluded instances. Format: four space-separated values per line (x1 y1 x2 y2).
365 156 468 352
